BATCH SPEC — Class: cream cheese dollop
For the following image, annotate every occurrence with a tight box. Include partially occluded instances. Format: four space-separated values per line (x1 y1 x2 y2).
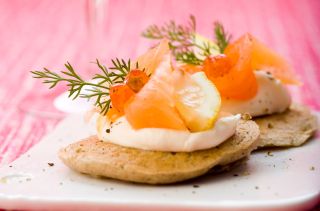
221 71 291 117
97 114 241 152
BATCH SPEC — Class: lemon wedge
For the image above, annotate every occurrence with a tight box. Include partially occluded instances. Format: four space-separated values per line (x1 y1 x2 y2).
174 71 221 132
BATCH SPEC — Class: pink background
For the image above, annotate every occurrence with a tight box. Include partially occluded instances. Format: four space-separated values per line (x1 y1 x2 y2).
0 0 319 186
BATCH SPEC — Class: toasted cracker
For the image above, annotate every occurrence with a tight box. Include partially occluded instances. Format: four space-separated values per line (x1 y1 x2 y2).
59 120 259 184
255 104 318 148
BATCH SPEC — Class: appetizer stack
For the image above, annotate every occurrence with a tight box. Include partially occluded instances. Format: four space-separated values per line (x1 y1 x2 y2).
32 16 317 184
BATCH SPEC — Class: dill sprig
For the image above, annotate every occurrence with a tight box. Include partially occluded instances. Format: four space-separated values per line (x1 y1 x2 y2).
31 58 134 115
142 15 196 42
142 16 231 64
142 15 201 65
214 22 232 53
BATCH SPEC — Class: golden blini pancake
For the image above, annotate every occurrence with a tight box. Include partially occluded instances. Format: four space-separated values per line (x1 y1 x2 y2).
255 104 318 148
59 120 259 184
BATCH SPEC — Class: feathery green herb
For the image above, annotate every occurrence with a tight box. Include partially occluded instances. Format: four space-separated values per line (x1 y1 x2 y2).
142 15 200 65
142 16 231 64
31 59 134 115
214 22 232 53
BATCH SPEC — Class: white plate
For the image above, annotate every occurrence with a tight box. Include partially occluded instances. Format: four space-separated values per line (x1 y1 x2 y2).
0 114 319 211
53 80 98 114
54 91 93 114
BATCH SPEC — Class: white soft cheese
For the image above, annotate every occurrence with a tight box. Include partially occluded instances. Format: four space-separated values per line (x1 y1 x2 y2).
221 71 291 117
97 114 241 152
